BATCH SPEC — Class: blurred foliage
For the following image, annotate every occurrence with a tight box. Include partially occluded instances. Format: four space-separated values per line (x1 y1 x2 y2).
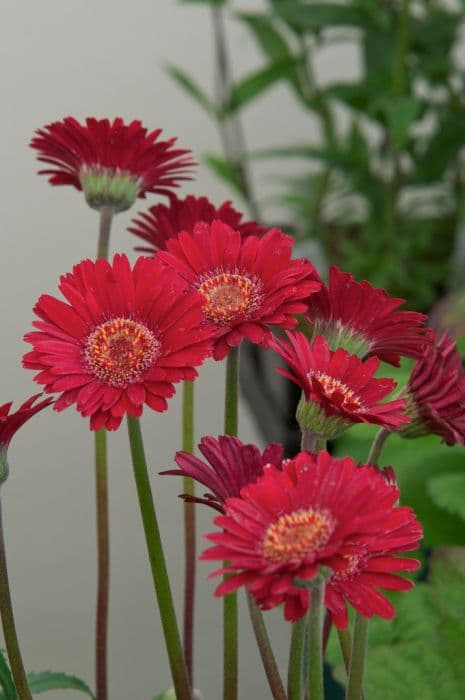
172 0 465 311
326 547 465 698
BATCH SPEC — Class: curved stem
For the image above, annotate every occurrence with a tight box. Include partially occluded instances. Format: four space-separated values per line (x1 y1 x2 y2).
367 428 390 465
246 593 287 700
345 615 369 700
223 345 240 700
94 206 113 700
95 429 109 700
182 380 196 684
126 416 191 700
337 628 352 674
0 497 32 700
307 581 325 700
288 615 306 700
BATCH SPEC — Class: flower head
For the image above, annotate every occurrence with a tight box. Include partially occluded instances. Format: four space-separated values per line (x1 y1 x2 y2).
272 332 409 439
30 117 195 212
23 254 213 430
129 194 265 254
158 220 321 360
202 451 422 622
0 395 53 482
305 266 428 366
162 435 283 512
402 331 465 444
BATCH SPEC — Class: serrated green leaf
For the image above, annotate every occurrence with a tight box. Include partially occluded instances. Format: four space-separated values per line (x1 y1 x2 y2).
165 65 215 116
0 650 18 700
26 671 95 697
222 56 303 116
428 473 465 522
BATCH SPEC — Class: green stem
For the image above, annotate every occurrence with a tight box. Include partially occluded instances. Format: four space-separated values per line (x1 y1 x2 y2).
97 206 113 260
366 428 390 465
0 497 32 700
223 345 240 700
182 380 196 684
94 206 112 700
345 615 369 700
288 615 306 700
246 593 287 700
95 429 109 700
126 416 191 700
308 580 325 700
337 628 352 674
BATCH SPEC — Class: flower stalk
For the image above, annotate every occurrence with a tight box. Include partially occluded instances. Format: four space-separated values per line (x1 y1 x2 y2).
308 579 325 700
288 615 306 700
246 593 286 700
126 415 191 700
182 379 196 683
345 615 369 700
223 345 239 700
0 496 32 700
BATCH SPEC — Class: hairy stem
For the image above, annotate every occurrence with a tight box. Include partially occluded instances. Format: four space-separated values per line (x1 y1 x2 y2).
182 380 196 684
288 615 306 700
308 580 325 700
247 593 287 700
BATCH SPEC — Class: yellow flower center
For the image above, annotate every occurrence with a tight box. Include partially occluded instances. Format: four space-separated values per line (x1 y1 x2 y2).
311 371 362 410
263 508 335 562
197 272 262 324
84 317 160 387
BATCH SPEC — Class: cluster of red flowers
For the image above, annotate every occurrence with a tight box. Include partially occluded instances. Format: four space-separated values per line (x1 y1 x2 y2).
19 115 465 630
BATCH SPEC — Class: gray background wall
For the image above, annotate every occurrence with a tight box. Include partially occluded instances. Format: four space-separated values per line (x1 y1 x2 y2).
0 2 356 697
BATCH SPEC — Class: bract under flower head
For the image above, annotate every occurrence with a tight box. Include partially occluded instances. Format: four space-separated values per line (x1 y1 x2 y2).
162 435 283 512
30 117 195 212
23 254 213 431
0 395 53 483
272 332 409 439
158 220 321 360
129 194 265 254
402 330 465 444
202 451 422 622
305 266 428 366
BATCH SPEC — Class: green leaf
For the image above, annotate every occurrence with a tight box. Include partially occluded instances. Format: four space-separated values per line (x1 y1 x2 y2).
223 56 303 115
180 0 226 5
271 3 375 32
0 650 18 700
165 65 215 116
153 691 176 700
429 473 465 522
381 97 423 150
26 671 95 697
202 154 245 198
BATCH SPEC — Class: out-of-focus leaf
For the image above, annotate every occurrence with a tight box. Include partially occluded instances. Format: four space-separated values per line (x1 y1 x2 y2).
202 154 245 198
428 473 465 522
271 3 375 32
153 691 176 700
26 672 95 697
381 97 424 150
222 56 303 115
0 650 17 700
165 65 215 116
180 0 226 5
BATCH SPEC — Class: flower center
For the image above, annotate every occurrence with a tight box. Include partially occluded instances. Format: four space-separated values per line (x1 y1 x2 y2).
84 318 160 388
332 552 368 582
310 371 362 410
263 507 335 562
196 272 262 324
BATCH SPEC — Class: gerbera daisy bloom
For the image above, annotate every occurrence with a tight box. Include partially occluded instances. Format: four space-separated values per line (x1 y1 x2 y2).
402 331 465 445
158 220 321 360
304 266 428 366
23 254 213 431
30 117 195 212
129 194 265 254
272 332 409 439
202 451 422 622
162 435 283 512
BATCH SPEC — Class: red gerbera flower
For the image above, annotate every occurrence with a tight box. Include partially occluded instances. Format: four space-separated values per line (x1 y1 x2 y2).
129 194 265 254
402 331 465 445
202 451 422 622
23 254 213 431
162 435 283 512
0 395 53 482
305 266 428 366
272 332 409 439
158 220 321 360
30 117 195 212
